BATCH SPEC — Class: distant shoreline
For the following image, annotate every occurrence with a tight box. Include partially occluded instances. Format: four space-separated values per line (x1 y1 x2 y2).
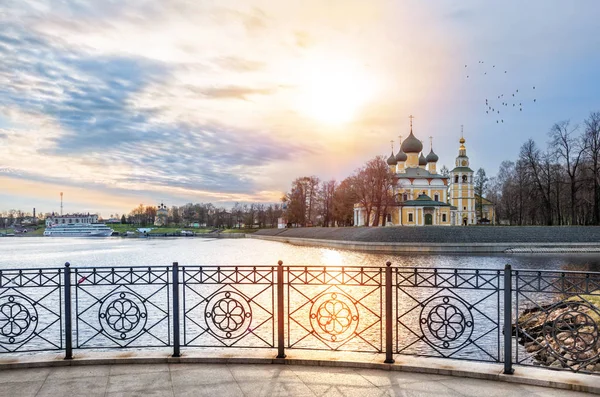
252 226 600 254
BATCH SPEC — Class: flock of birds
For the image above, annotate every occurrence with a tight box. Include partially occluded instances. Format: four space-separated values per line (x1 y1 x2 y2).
465 61 538 124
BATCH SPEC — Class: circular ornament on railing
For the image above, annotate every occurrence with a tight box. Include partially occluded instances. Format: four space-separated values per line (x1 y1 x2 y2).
205 291 252 339
543 302 599 362
309 292 359 342
419 295 473 349
0 295 38 344
99 292 147 340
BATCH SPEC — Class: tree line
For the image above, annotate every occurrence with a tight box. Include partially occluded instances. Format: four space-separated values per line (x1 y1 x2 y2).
283 156 396 227
486 111 600 225
124 202 284 228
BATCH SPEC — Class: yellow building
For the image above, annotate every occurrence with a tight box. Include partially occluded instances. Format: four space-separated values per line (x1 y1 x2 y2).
353 121 493 226
448 136 476 226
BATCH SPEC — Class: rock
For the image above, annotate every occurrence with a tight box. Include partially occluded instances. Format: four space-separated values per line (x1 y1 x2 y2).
594 364 600 372
586 365 595 371
550 360 563 368
526 344 542 353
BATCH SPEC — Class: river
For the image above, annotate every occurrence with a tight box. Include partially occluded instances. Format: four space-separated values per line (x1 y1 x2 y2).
1 236 600 271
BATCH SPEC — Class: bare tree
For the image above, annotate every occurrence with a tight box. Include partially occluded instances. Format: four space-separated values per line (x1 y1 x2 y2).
474 168 488 222
584 112 600 224
354 156 395 226
549 121 585 224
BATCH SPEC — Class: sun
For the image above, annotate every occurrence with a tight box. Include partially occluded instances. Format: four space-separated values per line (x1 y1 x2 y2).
296 59 377 125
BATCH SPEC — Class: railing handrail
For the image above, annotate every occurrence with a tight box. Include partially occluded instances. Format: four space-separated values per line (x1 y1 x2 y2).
0 262 598 376
1 265 598 277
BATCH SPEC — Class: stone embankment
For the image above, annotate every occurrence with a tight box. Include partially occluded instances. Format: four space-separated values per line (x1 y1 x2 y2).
252 226 600 253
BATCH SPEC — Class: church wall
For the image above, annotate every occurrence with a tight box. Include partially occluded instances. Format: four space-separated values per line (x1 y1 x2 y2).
391 209 400 225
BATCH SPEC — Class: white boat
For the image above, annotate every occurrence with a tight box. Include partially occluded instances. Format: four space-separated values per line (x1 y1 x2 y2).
43 223 114 237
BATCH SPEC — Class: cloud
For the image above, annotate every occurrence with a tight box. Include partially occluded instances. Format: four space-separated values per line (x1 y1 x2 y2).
212 56 265 72
191 85 277 100
0 19 312 207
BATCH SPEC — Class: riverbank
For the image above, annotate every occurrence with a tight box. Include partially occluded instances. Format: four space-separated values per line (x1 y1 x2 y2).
252 226 600 253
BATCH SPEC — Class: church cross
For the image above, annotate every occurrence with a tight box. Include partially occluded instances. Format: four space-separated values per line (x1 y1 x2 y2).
409 115 415 129
429 136 433 150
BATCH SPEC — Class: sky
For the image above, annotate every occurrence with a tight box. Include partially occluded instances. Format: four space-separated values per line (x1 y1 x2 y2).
1 0 600 216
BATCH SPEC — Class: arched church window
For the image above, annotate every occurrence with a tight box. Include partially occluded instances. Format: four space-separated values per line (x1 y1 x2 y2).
434 194 439 201
462 175 467 183
454 176 459 183
403 194 408 201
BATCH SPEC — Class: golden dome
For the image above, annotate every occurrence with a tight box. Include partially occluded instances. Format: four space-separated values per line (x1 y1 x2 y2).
459 137 465 144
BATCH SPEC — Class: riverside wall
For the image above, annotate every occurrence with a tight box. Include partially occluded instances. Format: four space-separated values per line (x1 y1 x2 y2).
251 226 600 253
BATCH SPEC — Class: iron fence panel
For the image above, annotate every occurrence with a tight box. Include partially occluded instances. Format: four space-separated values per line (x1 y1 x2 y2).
182 266 275 348
0 268 63 353
515 270 600 373
396 268 502 362
74 266 171 349
286 266 383 353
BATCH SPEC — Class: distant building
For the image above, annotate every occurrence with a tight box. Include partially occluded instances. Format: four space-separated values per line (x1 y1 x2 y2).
475 194 496 225
105 218 121 224
45 213 98 226
155 203 168 226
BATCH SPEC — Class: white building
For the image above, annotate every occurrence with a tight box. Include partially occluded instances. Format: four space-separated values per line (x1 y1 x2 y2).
45 213 99 227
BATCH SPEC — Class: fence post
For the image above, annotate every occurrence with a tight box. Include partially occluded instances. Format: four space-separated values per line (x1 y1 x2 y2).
503 264 514 374
276 260 286 359
64 262 73 360
384 261 395 364
172 262 181 358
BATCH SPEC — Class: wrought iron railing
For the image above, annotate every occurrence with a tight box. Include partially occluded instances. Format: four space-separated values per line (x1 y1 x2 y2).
0 262 598 375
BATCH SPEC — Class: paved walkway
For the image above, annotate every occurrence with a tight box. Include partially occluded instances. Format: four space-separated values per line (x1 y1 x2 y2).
0 363 594 397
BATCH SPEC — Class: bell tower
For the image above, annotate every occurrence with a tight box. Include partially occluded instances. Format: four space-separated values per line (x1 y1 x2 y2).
449 127 475 225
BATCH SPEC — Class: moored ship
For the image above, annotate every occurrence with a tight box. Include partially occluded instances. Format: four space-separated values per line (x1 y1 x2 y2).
43 223 114 237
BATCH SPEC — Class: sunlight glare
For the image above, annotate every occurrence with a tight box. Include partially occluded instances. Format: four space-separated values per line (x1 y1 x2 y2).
297 59 377 125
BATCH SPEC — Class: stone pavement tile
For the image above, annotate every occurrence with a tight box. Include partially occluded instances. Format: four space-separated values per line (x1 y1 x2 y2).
229 364 315 397
291 366 374 388
355 368 449 388
0 380 44 397
303 384 388 397
384 385 463 397
170 364 236 386
235 379 317 397
228 364 302 381
386 378 459 395
106 371 172 394
439 377 530 397
521 384 598 397
0 367 50 384
110 363 170 375
173 382 245 397
106 388 174 397
36 375 108 397
48 364 110 379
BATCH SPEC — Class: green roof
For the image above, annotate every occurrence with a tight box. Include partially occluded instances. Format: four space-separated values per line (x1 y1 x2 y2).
450 166 474 173
401 194 451 207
